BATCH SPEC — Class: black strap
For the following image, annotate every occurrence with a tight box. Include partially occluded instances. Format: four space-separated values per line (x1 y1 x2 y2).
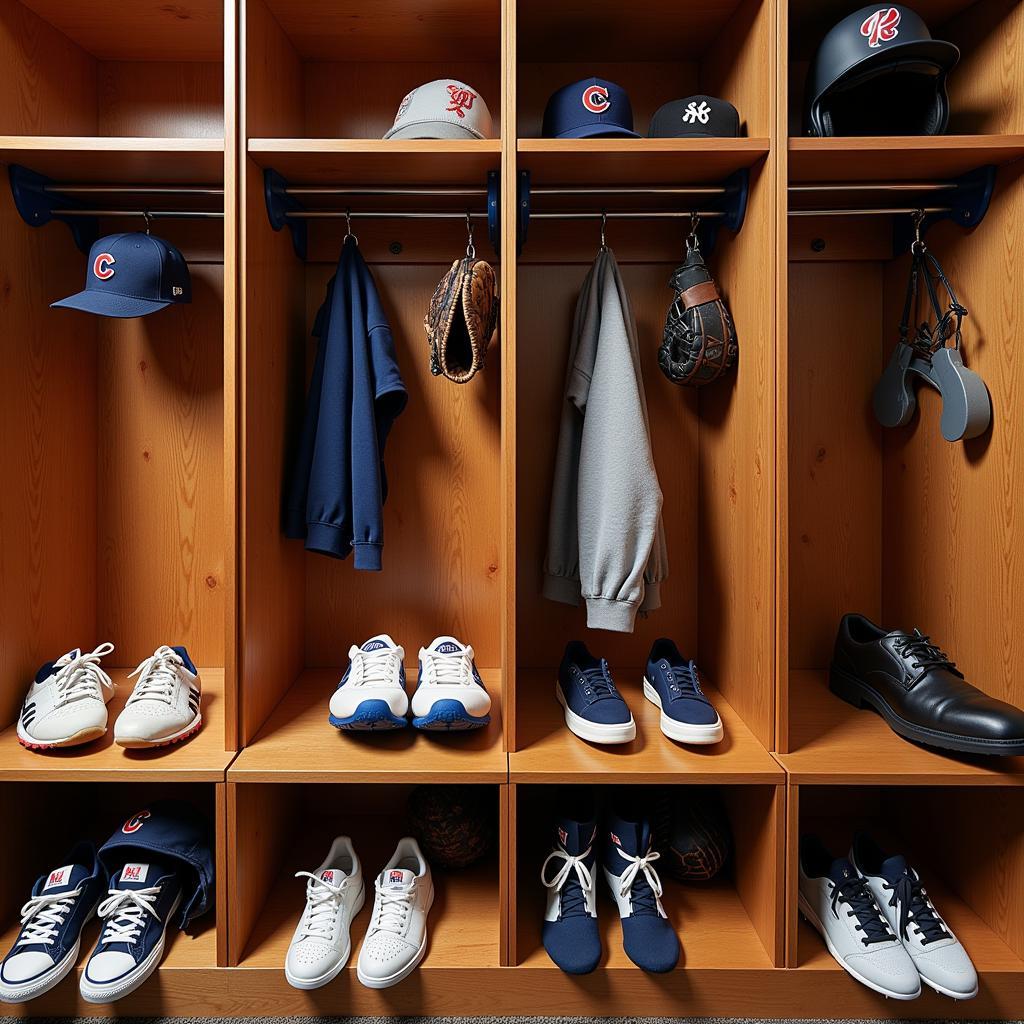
899 248 967 356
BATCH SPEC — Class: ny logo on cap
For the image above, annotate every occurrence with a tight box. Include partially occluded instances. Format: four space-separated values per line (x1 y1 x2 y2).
861 7 901 47
682 101 712 125
582 85 610 113
93 253 116 280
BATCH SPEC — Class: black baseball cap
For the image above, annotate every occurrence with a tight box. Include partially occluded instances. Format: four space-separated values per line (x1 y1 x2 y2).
649 96 740 138
51 232 191 318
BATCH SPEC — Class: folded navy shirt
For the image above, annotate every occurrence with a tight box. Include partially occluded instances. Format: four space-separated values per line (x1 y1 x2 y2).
284 237 407 570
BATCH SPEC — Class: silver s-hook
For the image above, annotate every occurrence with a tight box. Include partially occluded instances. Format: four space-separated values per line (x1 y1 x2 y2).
686 211 701 251
465 211 476 260
911 208 926 254
599 211 608 252
344 209 358 246
142 211 153 236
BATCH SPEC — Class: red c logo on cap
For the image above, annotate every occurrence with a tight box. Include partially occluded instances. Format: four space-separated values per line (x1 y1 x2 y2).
93 253 116 280
122 809 151 834
582 85 610 113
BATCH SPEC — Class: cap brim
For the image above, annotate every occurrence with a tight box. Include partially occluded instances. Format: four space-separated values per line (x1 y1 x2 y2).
845 38 960 81
50 290 173 318
552 123 640 140
649 128 739 139
384 122 484 140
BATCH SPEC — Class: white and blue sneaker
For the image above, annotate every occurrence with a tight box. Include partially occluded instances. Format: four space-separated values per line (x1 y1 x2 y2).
411 637 491 731
0 844 106 1003
329 635 409 731
80 859 183 1004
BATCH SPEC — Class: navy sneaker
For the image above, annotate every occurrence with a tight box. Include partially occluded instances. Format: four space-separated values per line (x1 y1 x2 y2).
603 808 679 973
80 858 183 1004
541 801 601 974
644 640 724 744
0 843 105 1003
556 642 636 745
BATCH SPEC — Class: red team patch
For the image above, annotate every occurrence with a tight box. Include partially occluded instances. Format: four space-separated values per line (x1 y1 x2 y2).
860 7 900 47
123 865 144 881
321 870 335 884
389 870 405 883
47 869 66 887
122 809 151 834
93 253 116 280
582 84 610 113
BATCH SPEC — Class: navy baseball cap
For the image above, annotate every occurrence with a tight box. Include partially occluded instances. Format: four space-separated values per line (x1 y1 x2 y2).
51 232 191 318
542 78 639 139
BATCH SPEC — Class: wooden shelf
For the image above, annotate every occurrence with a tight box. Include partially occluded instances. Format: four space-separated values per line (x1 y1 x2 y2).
509 670 783 784
518 137 770 185
0 669 232 782
246 139 501 185
0 137 225 182
228 669 506 783
779 671 1024 785
788 136 1024 183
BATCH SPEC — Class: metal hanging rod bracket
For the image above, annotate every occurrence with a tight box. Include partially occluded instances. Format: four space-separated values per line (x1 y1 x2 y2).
263 168 501 260
517 167 749 256
787 165 996 251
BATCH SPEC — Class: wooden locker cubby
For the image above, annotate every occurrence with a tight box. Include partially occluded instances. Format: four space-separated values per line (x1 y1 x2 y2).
0 0 1022 1015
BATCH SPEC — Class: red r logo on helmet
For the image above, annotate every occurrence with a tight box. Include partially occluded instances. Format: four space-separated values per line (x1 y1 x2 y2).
93 253 116 280
860 7 901 47
122 810 151 834
582 85 610 113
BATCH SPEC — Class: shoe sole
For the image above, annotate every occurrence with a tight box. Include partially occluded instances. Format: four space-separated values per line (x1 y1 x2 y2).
16 722 106 750
555 681 636 745
0 907 95 1003
285 885 366 990
356 886 433 989
115 713 203 749
642 679 724 744
80 892 181 1004
829 665 1024 756
412 699 490 731
919 972 979 1001
330 700 408 731
798 893 920 1000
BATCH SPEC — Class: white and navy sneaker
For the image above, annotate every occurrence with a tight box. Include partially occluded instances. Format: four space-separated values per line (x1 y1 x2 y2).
643 640 724 744
285 837 365 990
357 838 434 989
329 635 409 731
80 859 183 1004
114 645 202 748
17 643 116 749
799 835 920 1000
0 844 105 1003
411 636 491 730
851 833 978 1000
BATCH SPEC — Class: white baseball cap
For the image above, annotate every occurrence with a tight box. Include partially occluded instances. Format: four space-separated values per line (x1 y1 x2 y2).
384 80 493 140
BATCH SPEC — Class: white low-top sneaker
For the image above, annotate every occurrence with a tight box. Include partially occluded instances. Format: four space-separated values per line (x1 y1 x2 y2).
356 838 434 989
17 643 116 749
411 637 491 731
285 837 365 990
799 835 920 1000
114 646 202 748
329 635 409 731
851 833 978 1000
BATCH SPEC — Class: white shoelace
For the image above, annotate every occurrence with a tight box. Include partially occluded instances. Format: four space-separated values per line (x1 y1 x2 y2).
51 642 114 708
126 646 184 706
371 881 415 933
614 845 665 901
17 888 84 946
294 871 351 940
347 645 404 687
540 845 595 897
96 887 162 946
420 646 476 687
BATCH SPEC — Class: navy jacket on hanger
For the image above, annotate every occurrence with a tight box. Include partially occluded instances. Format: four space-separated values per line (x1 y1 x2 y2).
284 237 407 570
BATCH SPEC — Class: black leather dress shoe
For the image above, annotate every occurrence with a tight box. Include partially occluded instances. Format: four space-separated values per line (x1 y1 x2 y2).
830 614 1024 756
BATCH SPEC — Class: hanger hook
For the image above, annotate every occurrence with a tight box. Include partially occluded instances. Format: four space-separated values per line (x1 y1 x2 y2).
142 210 153 236
344 209 358 246
465 211 476 260
911 208 926 254
687 211 701 251
599 212 608 251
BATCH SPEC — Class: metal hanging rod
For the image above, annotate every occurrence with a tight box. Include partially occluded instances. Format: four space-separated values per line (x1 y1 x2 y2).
50 209 224 219
284 185 487 197
531 185 729 197
788 206 952 217
284 209 489 220
529 210 727 221
790 182 960 194
44 184 223 196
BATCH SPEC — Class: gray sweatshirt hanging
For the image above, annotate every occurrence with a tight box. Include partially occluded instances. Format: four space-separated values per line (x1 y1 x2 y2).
543 248 668 632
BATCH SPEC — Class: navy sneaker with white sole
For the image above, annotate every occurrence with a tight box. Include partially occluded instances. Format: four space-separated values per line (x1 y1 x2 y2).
0 843 105 1004
556 642 635 745
643 640 723 744
329 635 409 731
80 859 183 1004
411 637 491 731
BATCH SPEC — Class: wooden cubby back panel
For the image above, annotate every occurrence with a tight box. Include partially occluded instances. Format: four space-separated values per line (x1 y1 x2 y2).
301 261 502 668
243 0 304 139
95 264 226 668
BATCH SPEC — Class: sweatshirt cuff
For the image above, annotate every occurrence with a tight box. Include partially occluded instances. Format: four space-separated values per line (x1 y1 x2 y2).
304 521 351 559
639 581 662 614
585 597 639 633
353 542 383 572
543 574 581 606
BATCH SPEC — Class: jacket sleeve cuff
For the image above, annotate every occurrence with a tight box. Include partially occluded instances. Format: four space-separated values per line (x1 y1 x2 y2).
638 581 662 614
543 574 581 606
585 597 639 633
304 521 350 559
353 542 383 571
